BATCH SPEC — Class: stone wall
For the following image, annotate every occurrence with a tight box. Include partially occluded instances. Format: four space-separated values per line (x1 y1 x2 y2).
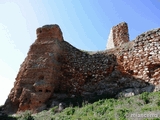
106 22 129 49
4 23 160 114
58 42 118 96
115 28 160 85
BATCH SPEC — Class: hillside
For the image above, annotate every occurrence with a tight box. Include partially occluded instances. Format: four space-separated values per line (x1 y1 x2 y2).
1 91 160 120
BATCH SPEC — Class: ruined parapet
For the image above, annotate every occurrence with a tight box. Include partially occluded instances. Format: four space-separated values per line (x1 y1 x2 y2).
106 22 129 49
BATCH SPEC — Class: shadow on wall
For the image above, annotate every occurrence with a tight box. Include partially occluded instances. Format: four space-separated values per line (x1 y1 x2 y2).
2 23 160 114
45 41 156 107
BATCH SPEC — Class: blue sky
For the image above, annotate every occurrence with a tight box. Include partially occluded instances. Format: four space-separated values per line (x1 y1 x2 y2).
0 0 160 105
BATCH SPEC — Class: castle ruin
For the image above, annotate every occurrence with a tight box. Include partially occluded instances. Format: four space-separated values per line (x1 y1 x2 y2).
106 22 129 49
3 22 160 114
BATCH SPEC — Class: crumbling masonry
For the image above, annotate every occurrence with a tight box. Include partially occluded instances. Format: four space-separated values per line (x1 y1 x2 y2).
106 22 129 49
4 22 160 114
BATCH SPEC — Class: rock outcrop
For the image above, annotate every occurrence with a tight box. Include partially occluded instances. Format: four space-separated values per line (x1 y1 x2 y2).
3 22 160 114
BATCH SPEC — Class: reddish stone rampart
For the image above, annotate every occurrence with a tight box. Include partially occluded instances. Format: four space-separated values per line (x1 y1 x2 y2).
3 23 160 114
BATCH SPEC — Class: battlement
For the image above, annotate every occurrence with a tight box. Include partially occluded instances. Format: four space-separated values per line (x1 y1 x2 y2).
106 22 129 49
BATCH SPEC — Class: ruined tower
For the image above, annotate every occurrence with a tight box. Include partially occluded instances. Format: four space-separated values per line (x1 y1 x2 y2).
4 24 64 113
106 22 129 49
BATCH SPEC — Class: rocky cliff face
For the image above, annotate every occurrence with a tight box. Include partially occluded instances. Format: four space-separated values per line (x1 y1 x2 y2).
3 22 160 114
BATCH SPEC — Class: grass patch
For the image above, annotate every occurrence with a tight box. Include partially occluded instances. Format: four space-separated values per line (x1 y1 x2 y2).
140 92 150 104
7 91 160 120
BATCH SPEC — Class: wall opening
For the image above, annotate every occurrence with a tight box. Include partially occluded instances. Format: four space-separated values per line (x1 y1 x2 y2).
39 89 42 92
45 89 51 93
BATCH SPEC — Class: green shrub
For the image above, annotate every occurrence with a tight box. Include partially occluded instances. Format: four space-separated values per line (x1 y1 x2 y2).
95 106 108 115
156 100 160 106
83 105 94 113
64 107 75 115
17 91 160 120
141 107 152 112
18 111 34 120
137 102 143 106
140 92 150 104
50 106 58 113
152 118 160 120
116 109 130 120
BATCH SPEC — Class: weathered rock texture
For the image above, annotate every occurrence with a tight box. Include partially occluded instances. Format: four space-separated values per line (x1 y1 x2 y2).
4 22 160 114
106 22 129 49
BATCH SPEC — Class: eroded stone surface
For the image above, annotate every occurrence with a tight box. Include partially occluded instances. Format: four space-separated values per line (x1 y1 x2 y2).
3 23 160 114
